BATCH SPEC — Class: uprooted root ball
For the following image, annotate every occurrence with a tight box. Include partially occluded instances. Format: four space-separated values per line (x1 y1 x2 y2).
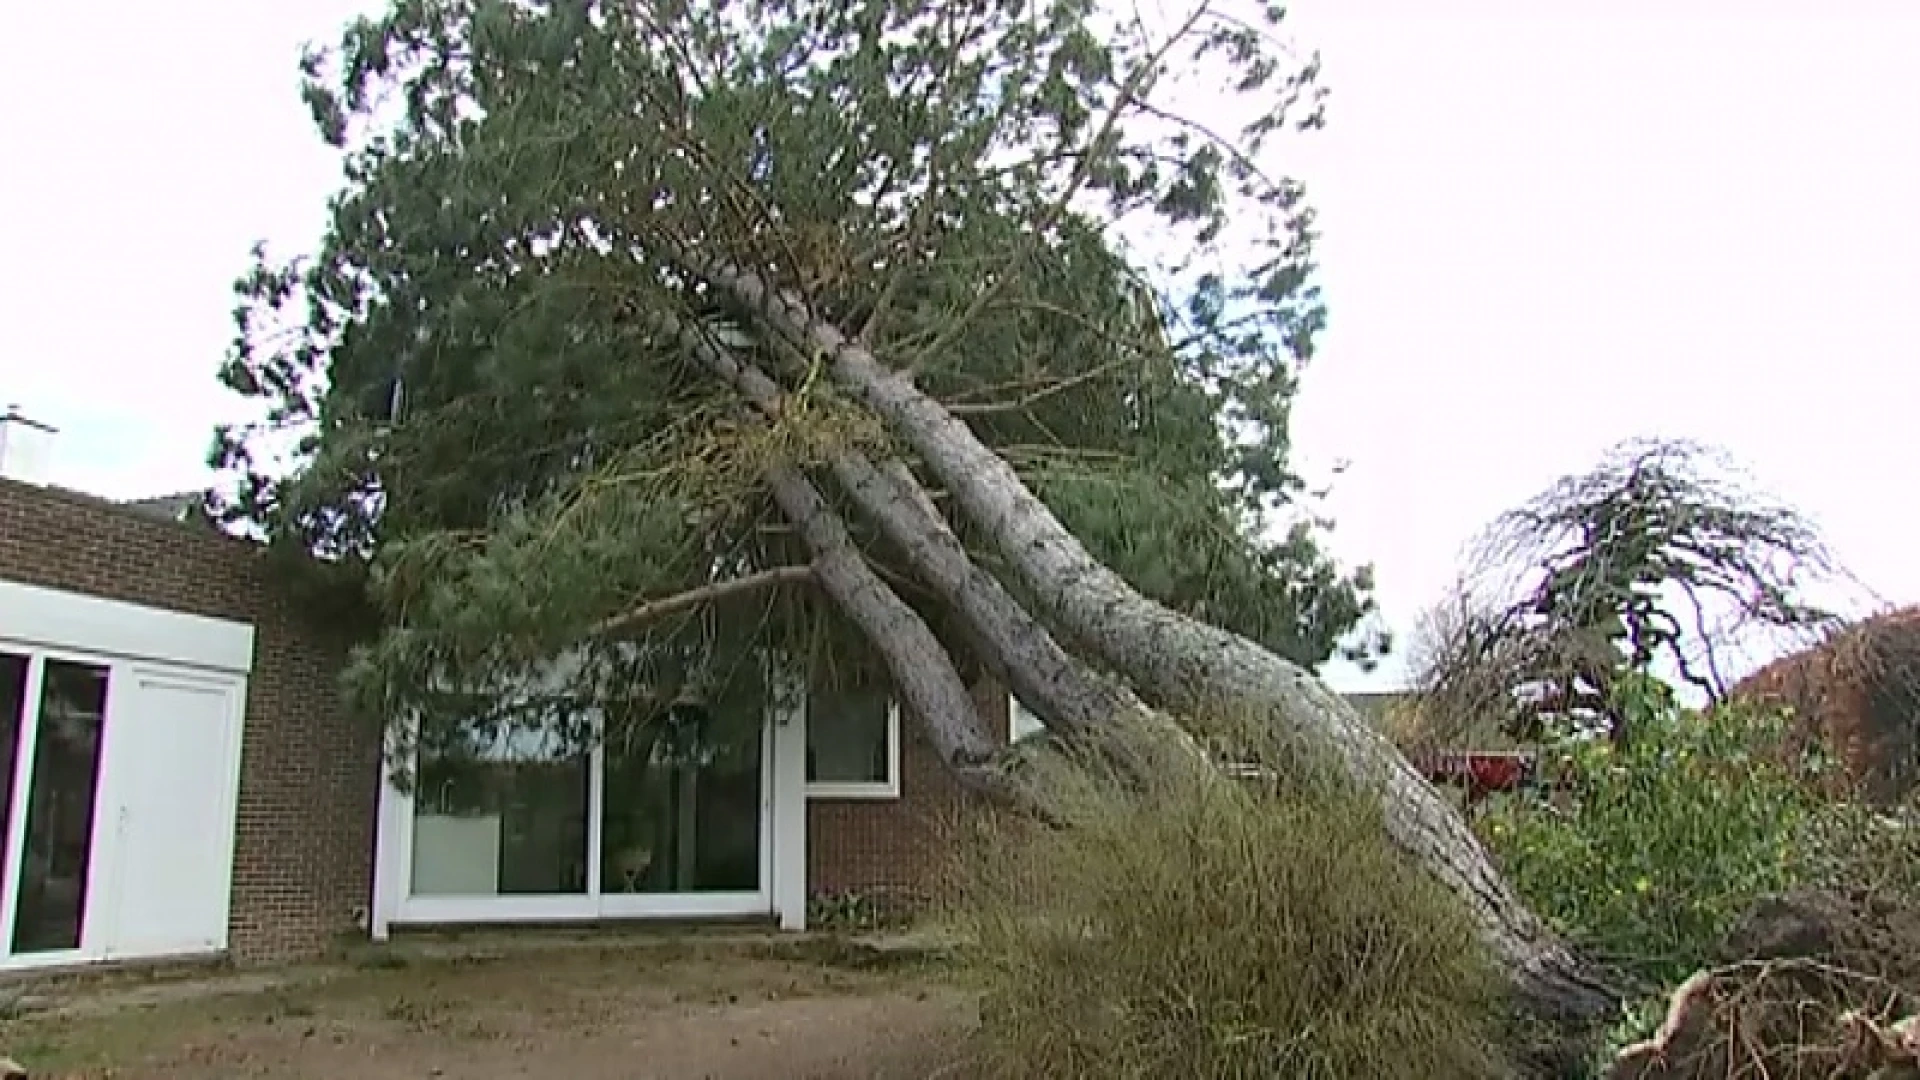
1610 887 1920 1079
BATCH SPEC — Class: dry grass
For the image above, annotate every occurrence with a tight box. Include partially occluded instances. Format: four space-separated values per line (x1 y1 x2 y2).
937 722 1517 1080
0 933 972 1080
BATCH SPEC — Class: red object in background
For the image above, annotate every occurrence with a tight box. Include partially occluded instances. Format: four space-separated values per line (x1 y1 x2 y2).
1411 750 1538 804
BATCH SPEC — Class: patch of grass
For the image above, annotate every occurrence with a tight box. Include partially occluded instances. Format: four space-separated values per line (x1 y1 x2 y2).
352 947 412 971
943 720 1515 1080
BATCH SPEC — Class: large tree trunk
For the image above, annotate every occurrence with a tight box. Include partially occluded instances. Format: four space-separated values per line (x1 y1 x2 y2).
633 307 1071 809
758 457 1021 802
762 461 993 758
691 259 1617 1029
656 309 1149 745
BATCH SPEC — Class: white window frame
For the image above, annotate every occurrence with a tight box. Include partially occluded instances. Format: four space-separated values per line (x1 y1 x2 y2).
804 695 901 801
1009 695 1046 743
378 705 780 929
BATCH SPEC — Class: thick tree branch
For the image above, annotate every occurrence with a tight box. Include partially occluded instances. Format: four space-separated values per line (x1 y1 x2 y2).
622 303 1034 809
646 301 1147 745
591 564 816 638
760 459 1004 774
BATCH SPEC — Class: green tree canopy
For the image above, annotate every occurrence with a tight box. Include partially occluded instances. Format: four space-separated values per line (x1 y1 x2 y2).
212 0 1381 732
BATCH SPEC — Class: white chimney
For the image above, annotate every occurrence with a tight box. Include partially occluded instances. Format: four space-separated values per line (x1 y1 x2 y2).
0 406 56 486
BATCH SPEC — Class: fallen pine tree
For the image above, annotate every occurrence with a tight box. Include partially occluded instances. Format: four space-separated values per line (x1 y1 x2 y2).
210 0 1615 1040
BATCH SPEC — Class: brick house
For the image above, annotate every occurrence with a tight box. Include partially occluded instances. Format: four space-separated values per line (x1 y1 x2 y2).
0 412 1023 972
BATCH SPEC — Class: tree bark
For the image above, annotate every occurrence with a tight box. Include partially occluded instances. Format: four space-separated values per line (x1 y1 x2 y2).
655 310 1147 745
827 454 1144 736
759 460 1024 802
691 258 1617 1028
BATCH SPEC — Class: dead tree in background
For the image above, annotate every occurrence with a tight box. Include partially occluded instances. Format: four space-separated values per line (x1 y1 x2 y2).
1411 440 1845 747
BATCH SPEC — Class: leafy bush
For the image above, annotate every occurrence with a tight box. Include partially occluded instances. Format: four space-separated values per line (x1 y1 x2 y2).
943 725 1515 1080
1477 675 1827 989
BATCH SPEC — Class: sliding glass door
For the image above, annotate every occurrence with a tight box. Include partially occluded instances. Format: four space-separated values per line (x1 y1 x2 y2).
397 692 771 923
0 651 111 961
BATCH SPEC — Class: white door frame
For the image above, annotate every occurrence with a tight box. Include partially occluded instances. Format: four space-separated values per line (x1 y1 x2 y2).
0 637 250 972
0 582 256 972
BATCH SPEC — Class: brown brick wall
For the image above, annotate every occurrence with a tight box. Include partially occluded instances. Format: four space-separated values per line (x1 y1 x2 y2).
807 677 1009 907
0 479 378 963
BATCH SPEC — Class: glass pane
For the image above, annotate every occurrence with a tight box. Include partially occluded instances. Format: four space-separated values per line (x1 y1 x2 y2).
806 683 891 785
13 659 109 954
601 703 762 894
0 654 26 900
410 721 589 896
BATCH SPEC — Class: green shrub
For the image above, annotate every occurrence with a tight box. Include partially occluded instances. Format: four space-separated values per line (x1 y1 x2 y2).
943 724 1515 1080
1477 675 1826 988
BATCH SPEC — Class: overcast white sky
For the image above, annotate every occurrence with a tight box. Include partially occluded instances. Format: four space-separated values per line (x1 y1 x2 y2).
3 2 1916 692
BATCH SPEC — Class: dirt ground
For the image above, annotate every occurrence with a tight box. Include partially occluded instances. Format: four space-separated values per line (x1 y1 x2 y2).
0 933 978 1079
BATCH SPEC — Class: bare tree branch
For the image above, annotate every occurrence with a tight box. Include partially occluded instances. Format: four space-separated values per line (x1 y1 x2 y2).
945 361 1125 416
903 0 1217 375
591 564 816 638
